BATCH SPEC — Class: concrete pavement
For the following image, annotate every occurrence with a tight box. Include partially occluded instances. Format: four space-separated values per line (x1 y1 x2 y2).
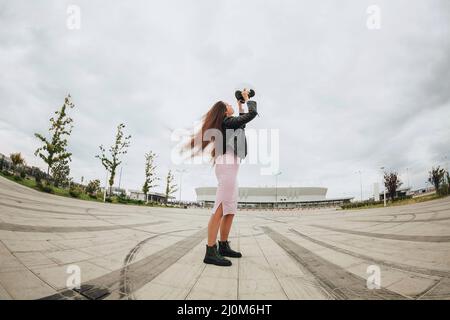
0 176 449 299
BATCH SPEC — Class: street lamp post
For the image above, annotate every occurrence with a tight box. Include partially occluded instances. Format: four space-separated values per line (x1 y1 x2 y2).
406 167 410 190
118 163 127 192
380 166 386 207
103 170 108 202
118 166 123 190
355 170 363 202
274 171 282 209
176 169 187 206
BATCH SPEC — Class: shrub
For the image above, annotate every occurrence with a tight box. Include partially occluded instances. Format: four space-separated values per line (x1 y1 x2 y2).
438 183 449 196
105 197 113 203
20 171 26 179
42 185 54 193
69 185 82 198
117 192 128 204
37 183 54 193
117 197 127 204
13 175 22 181
85 179 100 196
2 170 12 176
341 200 383 210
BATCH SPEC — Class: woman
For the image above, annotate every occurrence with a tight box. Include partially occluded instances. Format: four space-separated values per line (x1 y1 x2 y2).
185 89 258 267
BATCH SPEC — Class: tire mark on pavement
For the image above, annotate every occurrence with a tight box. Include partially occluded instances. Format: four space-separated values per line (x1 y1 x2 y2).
0 201 130 217
0 220 168 233
289 228 450 279
310 225 450 243
350 215 450 224
261 226 406 300
118 227 201 299
39 227 207 300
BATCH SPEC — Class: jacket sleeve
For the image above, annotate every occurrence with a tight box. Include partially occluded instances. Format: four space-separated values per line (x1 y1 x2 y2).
223 100 258 129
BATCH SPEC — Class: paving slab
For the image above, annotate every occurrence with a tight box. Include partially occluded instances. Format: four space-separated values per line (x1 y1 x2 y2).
1 176 449 299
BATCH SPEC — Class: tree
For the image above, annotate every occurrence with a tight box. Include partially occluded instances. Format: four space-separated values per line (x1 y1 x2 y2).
384 171 402 201
164 170 178 205
0 154 6 171
34 95 75 175
142 151 159 203
428 166 446 191
51 158 71 187
10 152 25 170
96 123 131 196
434 168 450 196
86 179 100 196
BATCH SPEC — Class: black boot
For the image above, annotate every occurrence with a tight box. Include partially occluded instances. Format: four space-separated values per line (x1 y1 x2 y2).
218 240 242 258
203 244 232 266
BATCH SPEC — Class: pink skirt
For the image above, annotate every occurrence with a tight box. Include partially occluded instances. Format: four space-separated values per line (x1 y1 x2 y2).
211 152 240 216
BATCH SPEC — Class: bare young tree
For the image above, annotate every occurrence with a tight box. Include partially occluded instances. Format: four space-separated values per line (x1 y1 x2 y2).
34 94 75 176
142 151 159 204
164 170 178 205
384 171 402 201
96 123 131 196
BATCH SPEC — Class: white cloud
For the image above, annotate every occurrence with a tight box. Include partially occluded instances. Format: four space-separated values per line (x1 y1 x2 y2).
1 0 449 201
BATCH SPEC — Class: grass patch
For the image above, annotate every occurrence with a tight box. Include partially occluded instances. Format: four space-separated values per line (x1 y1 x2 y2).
0 170 171 207
342 193 446 210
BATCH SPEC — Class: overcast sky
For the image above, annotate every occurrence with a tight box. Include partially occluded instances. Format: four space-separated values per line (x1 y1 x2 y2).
1 0 449 201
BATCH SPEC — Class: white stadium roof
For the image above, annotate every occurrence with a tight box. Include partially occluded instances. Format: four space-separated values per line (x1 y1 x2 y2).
195 186 352 203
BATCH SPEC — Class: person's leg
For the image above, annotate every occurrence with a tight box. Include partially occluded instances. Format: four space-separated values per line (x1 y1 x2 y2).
207 203 223 246
218 212 242 258
219 213 235 241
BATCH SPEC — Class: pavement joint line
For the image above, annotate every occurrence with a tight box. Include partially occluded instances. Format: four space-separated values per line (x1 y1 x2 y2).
253 230 289 300
310 224 450 243
2 176 450 300
0 220 168 233
0 200 129 217
415 278 443 300
119 235 159 300
288 228 450 279
1 239 61 297
38 227 207 300
236 228 241 300
184 258 207 300
118 227 201 300
351 216 450 223
261 226 407 300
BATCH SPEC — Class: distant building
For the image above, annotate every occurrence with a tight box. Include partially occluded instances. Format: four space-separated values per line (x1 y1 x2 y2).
128 189 174 203
379 187 413 201
102 186 127 196
0 153 12 168
196 186 353 209
411 186 436 197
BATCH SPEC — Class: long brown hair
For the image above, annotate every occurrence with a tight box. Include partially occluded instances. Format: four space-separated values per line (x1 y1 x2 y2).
182 100 226 163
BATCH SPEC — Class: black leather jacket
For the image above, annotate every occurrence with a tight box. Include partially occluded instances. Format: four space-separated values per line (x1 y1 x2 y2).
217 100 258 159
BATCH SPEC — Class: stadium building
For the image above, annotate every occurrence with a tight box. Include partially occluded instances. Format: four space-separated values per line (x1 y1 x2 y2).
195 187 353 209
